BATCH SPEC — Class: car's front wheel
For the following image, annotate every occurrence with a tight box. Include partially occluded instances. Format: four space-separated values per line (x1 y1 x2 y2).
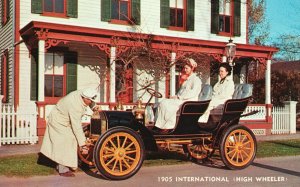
93 127 145 180
220 125 257 170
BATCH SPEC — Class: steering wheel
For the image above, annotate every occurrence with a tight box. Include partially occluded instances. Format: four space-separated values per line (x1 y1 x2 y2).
146 88 163 98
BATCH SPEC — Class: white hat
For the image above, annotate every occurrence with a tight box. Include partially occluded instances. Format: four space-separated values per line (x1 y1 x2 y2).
187 58 197 68
81 88 98 102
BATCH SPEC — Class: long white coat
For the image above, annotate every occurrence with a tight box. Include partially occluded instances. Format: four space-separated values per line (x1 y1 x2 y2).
40 90 87 168
198 76 235 122
155 73 202 129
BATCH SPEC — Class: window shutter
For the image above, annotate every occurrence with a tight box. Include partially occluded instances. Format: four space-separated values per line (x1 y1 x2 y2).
101 0 111 21
6 0 10 21
31 0 42 14
65 52 77 94
160 0 170 28
67 0 78 18
186 0 195 31
131 0 140 25
30 51 38 101
1 0 4 25
211 0 219 34
233 0 241 36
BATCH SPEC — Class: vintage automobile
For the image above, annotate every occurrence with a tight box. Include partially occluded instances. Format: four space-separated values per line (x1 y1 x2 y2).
78 84 257 180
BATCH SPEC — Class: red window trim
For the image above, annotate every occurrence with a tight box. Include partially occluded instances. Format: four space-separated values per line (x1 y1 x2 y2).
168 26 187 32
41 0 67 18
110 19 131 25
1 0 8 25
169 0 187 31
1 50 8 102
218 14 232 36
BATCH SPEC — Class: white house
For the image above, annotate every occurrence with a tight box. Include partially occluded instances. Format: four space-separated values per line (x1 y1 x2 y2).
0 0 277 136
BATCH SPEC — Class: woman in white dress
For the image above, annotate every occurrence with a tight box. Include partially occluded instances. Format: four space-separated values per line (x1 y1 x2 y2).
198 63 234 123
154 58 202 132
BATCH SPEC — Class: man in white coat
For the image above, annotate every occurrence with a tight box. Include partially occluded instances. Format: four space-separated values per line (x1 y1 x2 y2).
154 58 202 133
40 87 98 177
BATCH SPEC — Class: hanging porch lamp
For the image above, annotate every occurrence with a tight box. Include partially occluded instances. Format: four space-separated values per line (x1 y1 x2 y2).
225 39 236 66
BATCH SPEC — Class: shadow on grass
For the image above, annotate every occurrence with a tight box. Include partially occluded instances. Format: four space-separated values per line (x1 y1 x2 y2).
36 153 56 169
265 140 300 149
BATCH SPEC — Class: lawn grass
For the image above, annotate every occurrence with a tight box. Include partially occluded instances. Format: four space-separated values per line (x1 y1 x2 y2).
0 139 299 177
0 153 56 177
256 139 300 158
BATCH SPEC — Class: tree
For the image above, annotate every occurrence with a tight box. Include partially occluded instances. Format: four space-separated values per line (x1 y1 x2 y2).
272 34 300 61
248 0 270 45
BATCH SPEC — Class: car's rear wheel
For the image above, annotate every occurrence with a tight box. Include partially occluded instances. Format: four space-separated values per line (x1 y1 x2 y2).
183 143 209 160
220 125 257 170
93 127 144 180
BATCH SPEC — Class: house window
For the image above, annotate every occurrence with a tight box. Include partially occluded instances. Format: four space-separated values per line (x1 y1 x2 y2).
170 0 185 28
31 0 78 18
44 52 64 99
218 0 231 34
1 0 10 25
111 0 130 21
43 0 65 14
211 0 241 36
1 50 9 103
160 0 194 31
101 0 140 25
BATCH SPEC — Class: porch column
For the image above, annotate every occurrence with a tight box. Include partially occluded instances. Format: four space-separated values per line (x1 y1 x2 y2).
38 40 45 101
170 52 176 96
284 101 298 134
265 59 271 104
109 46 116 103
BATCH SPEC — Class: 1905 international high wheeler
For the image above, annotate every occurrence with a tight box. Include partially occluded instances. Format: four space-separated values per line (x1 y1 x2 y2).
78 84 257 180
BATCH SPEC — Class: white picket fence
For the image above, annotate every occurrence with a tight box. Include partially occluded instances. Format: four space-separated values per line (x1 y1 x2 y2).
272 105 291 134
241 102 297 134
0 103 38 146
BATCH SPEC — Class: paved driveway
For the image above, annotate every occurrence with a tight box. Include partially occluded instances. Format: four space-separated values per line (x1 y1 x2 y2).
0 155 299 187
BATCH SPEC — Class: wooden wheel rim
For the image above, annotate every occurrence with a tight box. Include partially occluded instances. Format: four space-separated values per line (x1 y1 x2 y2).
187 144 208 159
78 145 94 166
224 129 255 166
99 132 141 176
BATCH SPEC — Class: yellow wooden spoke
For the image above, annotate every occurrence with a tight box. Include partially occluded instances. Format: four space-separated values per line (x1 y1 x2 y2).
125 150 137 154
109 139 118 150
105 157 116 166
121 136 128 148
125 155 135 161
125 142 134 150
102 153 115 158
119 160 123 173
117 135 120 148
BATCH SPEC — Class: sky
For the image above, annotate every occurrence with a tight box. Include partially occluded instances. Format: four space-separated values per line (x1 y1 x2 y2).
265 0 300 40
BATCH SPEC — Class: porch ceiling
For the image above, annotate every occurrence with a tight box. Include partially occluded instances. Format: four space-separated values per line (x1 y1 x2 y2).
19 21 278 61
